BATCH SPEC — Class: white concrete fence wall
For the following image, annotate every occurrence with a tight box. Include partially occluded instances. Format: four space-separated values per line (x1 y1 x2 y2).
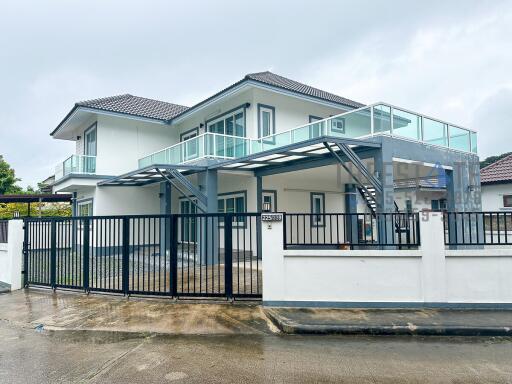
262 212 512 307
0 220 24 290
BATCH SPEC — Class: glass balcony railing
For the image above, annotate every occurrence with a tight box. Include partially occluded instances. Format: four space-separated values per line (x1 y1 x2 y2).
138 102 477 168
55 155 96 180
139 133 251 168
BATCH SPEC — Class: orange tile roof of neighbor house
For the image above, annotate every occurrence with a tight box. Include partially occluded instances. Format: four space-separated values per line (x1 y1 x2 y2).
480 154 512 184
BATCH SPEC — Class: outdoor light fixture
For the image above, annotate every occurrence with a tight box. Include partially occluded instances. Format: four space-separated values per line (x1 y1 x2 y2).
263 201 271 212
76 135 81 140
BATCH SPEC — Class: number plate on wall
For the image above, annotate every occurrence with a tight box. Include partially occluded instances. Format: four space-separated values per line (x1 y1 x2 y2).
261 213 283 222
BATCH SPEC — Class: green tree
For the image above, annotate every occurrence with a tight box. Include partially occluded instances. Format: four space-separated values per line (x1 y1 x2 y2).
0 155 21 194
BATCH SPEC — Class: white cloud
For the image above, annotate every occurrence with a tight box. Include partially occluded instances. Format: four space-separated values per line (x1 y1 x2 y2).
0 0 510 187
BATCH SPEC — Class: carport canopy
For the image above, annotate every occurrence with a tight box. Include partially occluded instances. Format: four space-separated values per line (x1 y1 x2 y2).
98 136 382 187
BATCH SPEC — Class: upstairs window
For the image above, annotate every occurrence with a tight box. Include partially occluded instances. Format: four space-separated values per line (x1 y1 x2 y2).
258 104 275 138
503 195 512 208
84 123 97 156
207 108 245 137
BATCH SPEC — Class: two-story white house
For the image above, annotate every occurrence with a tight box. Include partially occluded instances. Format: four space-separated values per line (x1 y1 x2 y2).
51 71 481 226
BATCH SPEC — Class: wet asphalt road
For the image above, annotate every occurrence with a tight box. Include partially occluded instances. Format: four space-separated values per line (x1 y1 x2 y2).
1 321 512 383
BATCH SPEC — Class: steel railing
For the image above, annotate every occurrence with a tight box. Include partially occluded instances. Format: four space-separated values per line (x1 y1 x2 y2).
283 212 420 249
444 211 512 246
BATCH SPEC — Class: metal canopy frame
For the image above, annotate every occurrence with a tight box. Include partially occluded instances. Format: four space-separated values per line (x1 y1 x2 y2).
211 136 381 172
98 136 381 187
98 164 207 187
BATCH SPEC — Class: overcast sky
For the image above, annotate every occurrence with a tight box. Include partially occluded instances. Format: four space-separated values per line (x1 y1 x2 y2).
1 0 511 188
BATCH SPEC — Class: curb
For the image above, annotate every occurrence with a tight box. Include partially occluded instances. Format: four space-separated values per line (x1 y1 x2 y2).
264 309 512 337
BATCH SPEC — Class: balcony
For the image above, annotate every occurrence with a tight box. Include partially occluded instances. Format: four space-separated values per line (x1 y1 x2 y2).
139 102 477 168
55 155 96 180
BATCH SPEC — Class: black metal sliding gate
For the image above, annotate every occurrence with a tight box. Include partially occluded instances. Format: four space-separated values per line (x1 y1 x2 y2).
23 213 262 299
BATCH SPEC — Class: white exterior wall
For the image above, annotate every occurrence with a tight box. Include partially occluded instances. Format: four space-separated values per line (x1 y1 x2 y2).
251 88 348 137
264 166 345 214
263 213 512 306
96 115 176 175
482 183 512 211
0 220 24 290
93 185 160 216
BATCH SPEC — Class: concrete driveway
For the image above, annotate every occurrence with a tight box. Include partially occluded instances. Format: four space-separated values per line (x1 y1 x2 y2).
1 289 512 383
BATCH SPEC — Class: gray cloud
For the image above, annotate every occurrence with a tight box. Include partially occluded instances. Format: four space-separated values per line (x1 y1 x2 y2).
0 0 510 187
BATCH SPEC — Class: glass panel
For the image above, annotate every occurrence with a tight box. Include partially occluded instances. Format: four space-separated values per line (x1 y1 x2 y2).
209 120 224 134
261 131 291 151
423 118 447 146
85 127 97 156
226 198 235 213
234 112 244 137
225 116 234 136
234 137 247 157
327 107 371 138
262 111 271 137
217 199 225 213
470 131 477 153
449 125 470 151
291 125 314 142
392 109 421 140
185 136 199 160
235 196 245 213
373 105 391 134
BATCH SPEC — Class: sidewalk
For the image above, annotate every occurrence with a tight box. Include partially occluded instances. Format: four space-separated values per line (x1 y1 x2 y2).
265 307 512 336
0 289 275 335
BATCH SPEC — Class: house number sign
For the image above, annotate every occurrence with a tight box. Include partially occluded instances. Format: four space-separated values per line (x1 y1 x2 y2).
261 213 283 222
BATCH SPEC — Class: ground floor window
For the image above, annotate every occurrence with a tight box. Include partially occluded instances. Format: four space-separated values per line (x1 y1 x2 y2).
180 199 197 242
310 192 325 227
77 199 93 216
431 198 447 211
218 192 246 227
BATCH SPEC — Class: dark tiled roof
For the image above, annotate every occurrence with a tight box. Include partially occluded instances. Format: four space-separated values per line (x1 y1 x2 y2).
77 94 189 121
53 71 363 135
245 71 364 109
481 154 512 184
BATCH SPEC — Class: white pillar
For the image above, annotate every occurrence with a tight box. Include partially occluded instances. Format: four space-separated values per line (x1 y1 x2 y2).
261 214 285 303
6 220 24 290
419 212 446 303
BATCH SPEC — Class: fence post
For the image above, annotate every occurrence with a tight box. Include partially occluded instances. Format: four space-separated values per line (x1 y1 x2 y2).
83 218 90 292
282 214 287 250
419 212 446 303
170 215 178 297
224 214 233 299
122 217 130 295
50 220 57 289
23 220 28 287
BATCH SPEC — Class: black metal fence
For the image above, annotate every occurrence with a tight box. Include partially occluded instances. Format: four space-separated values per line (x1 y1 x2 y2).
284 212 420 249
0 220 7 243
444 211 512 246
23 213 262 299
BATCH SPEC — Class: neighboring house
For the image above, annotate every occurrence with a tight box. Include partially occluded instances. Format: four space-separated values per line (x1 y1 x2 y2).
38 175 55 194
481 154 512 211
50 71 481 218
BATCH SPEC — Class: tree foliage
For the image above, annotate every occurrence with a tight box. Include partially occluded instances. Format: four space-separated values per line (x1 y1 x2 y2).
0 155 22 194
